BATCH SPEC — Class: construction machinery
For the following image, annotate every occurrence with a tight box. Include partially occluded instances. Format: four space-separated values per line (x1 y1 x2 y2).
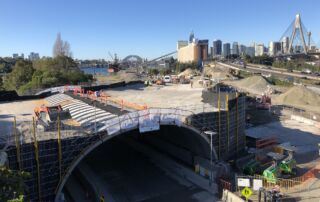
34 105 71 131
256 95 271 110
263 144 297 183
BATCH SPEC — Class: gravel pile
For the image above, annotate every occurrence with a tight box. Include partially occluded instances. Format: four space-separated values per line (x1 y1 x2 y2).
273 85 320 113
227 75 274 95
178 68 200 77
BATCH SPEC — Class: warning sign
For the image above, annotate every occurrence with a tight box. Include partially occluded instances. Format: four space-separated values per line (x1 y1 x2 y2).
241 187 252 199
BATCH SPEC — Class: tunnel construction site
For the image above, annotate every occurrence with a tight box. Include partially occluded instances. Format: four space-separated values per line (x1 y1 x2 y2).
1 83 246 201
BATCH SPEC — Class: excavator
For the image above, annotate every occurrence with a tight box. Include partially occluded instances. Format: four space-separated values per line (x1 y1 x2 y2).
34 105 71 131
263 144 297 183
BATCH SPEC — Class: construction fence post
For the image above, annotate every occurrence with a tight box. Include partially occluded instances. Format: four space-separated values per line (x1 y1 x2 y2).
236 92 239 155
57 115 62 182
225 94 229 153
218 87 221 160
14 117 21 170
33 117 41 201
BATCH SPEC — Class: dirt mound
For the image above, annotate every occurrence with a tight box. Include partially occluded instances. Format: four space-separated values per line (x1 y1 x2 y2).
273 85 320 113
203 65 231 80
230 76 274 95
117 70 144 82
178 68 199 77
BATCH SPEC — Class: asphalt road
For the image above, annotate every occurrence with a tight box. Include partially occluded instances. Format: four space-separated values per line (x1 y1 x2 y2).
75 137 216 202
218 62 320 81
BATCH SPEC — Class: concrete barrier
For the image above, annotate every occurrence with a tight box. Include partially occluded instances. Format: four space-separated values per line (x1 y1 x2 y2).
291 115 318 126
222 189 245 202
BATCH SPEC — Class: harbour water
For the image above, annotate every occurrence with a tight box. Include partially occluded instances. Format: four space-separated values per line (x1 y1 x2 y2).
80 67 109 75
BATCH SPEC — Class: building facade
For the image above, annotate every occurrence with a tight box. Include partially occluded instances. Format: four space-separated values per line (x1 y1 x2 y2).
223 43 231 57
28 52 40 61
212 40 222 56
255 44 265 56
177 40 208 63
232 42 239 55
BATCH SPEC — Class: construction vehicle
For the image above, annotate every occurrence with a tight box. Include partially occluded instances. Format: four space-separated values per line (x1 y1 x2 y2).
263 144 297 183
243 159 261 175
277 143 297 176
256 95 271 110
34 105 71 131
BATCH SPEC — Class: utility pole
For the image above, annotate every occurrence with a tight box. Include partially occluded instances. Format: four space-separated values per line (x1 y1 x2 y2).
204 131 217 187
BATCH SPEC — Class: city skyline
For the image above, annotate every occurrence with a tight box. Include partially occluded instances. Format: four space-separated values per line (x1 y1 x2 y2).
1 0 320 60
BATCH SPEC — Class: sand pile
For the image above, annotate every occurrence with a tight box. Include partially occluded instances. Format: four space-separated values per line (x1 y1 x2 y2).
178 68 200 77
203 65 230 80
273 85 320 113
230 76 274 95
117 70 144 82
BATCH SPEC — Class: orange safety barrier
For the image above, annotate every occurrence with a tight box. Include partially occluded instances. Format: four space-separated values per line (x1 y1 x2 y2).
75 90 148 111
219 178 232 191
256 136 278 149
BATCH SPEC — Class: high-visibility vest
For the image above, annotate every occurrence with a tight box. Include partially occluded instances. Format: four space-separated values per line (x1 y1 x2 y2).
100 195 105 202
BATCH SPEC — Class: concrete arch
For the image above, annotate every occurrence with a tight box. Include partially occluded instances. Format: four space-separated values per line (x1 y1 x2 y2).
54 123 217 201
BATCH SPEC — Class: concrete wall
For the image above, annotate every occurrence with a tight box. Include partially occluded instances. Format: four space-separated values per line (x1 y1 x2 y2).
6 124 211 201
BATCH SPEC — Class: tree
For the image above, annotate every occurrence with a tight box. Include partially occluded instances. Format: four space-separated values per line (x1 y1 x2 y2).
4 60 34 90
0 166 30 202
53 33 72 58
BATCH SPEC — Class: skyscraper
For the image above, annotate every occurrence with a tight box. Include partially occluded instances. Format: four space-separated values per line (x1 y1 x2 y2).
255 44 265 56
232 42 239 55
223 43 231 57
212 40 222 56
239 45 246 55
189 31 195 43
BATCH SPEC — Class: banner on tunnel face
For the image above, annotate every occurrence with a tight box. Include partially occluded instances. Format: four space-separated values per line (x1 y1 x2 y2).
119 112 139 131
105 117 121 135
160 108 179 125
138 109 160 133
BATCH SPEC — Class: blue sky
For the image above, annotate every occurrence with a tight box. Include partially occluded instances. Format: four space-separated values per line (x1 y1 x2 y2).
0 0 319 59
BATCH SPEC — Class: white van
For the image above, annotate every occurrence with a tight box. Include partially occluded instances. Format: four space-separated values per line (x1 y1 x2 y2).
163 75 171 83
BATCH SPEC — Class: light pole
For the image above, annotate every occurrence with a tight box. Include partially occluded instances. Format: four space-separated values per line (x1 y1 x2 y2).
204 130 217 187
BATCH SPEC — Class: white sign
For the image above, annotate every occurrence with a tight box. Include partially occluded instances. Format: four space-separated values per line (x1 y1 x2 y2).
253 179 263 191
138 110 160 133
237 178 250 187
119 112 139 131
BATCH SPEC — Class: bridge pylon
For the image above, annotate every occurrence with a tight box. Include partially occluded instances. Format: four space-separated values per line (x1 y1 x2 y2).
288 14 307 54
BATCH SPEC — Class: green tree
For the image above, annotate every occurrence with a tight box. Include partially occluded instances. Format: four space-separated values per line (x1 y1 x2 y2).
0 166 30 202
4 60 34 90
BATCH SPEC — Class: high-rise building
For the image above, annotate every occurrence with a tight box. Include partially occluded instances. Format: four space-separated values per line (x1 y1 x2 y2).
223 43 231 57
177 41 188 50
239 45 246 55
232 42 239 55
212 40 222 56
189 31 195 43
255 44 265 56
28 52 40 61
246 46 255 57
269 41 275 56
12 53 19 59
281 37 289 53
12 53 24 59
